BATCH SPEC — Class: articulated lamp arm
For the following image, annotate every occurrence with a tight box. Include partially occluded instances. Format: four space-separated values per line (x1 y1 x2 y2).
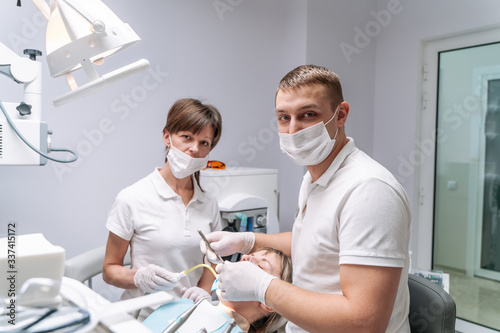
0 42 77 165
1 0 148 165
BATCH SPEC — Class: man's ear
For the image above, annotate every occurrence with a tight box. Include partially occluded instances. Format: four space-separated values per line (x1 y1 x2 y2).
337 101 350 127
259 302 274 313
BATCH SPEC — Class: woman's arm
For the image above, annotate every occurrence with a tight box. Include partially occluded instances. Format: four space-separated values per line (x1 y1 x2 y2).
197 263 217 293
102 232 138 289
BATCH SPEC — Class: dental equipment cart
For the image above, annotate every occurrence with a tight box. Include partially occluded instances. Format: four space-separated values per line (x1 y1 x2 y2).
200 167 280 235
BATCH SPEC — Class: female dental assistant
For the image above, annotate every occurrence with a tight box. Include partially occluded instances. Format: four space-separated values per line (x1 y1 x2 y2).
203 65 411 333
103 98 223 317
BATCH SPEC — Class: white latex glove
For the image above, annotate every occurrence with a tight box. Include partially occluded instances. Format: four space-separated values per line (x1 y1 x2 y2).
200 231 255 264
133 264 181 293
181 286 211 303
216 261 276 305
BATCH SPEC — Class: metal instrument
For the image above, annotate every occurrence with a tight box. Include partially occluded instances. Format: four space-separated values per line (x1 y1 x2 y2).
162 298 204 333
197 229 224 264
222 318 237 333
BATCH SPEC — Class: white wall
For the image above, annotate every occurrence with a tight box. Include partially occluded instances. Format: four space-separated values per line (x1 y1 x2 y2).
371 0 500 268
306 1 378 155
0 0 307 258
3 0 500 269
304 0 500 271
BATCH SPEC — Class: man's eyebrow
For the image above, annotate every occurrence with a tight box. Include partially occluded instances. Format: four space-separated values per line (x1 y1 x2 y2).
275 104 321 113
298 103 320 110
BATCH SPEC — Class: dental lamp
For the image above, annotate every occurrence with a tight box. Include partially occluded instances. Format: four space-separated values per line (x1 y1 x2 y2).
0 0 149 165
39 0 150 106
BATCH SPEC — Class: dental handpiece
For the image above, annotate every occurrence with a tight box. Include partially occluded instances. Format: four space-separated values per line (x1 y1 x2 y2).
222 318 237 333
162 298 204 333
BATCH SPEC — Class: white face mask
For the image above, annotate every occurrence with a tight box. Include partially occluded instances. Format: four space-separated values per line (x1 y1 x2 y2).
167 144 209 179
279 105 340 166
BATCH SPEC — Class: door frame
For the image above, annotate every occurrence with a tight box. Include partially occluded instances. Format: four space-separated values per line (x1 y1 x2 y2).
474 69 500 281
415 24 500 272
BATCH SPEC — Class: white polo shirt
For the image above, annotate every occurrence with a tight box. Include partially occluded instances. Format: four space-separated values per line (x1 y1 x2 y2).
288 138 411 333
106 168 221 301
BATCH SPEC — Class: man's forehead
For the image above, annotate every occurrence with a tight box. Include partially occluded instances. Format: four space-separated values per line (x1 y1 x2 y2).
278 83 329 96
276 84 331 105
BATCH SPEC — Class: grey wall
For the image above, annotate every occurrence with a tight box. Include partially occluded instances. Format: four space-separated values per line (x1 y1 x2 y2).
372 0 500 194
371 0 500 266
306 1 377 156
304 0 500 269
0 0 307 258
2 0 500 266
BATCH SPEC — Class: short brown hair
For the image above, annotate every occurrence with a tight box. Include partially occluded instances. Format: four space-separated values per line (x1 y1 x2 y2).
163 98 222 149
277 64 344 111
163 98 222 190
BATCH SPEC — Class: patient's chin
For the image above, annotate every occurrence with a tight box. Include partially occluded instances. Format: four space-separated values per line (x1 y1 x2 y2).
217 289 260 311
217 289 235 308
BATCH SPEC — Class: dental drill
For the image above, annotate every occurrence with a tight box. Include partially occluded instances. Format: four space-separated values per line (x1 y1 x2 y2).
162 298 204 333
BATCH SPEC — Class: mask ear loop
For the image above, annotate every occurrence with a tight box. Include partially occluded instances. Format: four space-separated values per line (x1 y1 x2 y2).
324 104 341 140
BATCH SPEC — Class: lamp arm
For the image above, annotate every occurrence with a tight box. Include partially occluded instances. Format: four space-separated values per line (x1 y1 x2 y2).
0 43 39 84
31 0 50 20
0 42 77 165
0 43 42 122
62 0 105 33
0 42 21 66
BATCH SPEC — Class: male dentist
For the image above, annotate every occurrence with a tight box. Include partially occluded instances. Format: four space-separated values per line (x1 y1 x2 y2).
203 65 411 333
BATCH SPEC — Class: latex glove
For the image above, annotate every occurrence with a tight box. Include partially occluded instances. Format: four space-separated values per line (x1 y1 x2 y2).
216 261 276 305
200 231 255 264
181 286 211 303
133 264 180 293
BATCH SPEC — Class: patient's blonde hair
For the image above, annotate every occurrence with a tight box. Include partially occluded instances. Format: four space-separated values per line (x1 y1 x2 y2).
249 247 292 333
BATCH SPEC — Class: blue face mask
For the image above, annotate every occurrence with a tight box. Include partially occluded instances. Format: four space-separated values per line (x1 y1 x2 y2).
211 279 219 292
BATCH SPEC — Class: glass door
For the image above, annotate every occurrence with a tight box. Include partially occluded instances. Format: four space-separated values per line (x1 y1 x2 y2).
476 73 500 280
433 42 500 330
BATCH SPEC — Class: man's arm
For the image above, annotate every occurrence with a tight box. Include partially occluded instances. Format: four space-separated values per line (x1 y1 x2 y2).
253 231 292 257
265 264 402 333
